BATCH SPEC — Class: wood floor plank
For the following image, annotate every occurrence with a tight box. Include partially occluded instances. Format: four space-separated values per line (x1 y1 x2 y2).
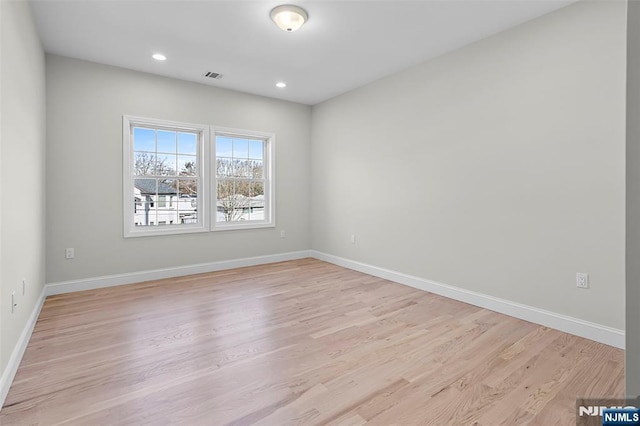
0 258 624 425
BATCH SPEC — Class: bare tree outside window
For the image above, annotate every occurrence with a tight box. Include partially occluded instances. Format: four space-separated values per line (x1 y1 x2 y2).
134 152 176 176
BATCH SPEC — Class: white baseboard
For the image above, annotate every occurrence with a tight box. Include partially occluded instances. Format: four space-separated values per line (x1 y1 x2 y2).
0 286 46 409
310 250 625 349
45 250 313 296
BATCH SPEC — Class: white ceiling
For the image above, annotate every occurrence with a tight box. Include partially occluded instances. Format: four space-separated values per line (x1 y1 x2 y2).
30 0 578 105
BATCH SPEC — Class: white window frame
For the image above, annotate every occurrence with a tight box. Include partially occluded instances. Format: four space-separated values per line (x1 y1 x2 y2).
123 117 275 237
123 116 210 238
211 127 275 231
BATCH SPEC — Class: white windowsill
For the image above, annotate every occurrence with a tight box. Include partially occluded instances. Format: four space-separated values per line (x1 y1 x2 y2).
212 222 275 232
124 224 208 238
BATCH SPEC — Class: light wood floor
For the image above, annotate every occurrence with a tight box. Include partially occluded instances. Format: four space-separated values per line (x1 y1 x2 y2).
1 258 624 425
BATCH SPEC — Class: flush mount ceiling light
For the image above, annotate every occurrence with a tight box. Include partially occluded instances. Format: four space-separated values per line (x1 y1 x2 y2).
152 53 167 61
276 81 287 88
270 5 308 32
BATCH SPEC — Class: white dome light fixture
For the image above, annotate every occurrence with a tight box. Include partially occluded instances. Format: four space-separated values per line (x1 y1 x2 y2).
270 5 308 32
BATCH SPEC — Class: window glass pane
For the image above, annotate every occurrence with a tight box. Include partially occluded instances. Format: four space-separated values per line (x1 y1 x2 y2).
250 181 264 197
134 152 156 176
178 155 197 176
134 178 157 198
178 211 198 225
179 192 198 223
250 199 265 221
228 160 240 178
248 140 264 160
134 203 156 226
233 160 251 178
216 136 233 158
178 132 197 155
156 154 176 176
133 127 155 152
232 208 246 221
216 158 233 177
235 180 250 197
176 194 192 208
250 160 263 179
133 178 158 227
177 179 198 224
216 179 232 222
217 180 248 222
233 138 249 159
177 179 197 197
158 178 176 195
249 181 265 221
157 131 177 153
217 179 233 198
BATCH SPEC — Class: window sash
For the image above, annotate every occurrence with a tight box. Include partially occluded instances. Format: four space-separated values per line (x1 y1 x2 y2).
212 127 274 231
123 116 209 238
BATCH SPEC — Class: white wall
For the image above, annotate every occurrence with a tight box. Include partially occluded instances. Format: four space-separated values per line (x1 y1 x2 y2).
627 0 640 397
45 55 311 284
311 0 626 330
0 0 46 375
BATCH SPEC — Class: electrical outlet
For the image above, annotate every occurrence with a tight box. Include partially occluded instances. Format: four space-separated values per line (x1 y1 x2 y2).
350 234 356 244
65 248 75 259
280 230 286 239
577 272 589 289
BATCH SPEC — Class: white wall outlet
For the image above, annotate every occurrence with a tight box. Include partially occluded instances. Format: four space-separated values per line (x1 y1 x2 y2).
22 278 26 296
577 272 589 289
11 291 17 313
280 230 286 239
65 247 75 259
350 234 356 244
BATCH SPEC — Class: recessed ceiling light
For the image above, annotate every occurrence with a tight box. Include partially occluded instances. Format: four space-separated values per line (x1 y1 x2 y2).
270 5 308 32
276 82 287 88
152 53 167 61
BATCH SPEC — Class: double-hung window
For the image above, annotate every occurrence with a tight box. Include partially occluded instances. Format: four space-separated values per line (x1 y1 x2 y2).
123 116 209 237
123 117 274 237
213 128 273 230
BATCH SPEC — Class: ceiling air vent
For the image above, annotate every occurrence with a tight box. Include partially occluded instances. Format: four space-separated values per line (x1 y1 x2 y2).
202 71 223 80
